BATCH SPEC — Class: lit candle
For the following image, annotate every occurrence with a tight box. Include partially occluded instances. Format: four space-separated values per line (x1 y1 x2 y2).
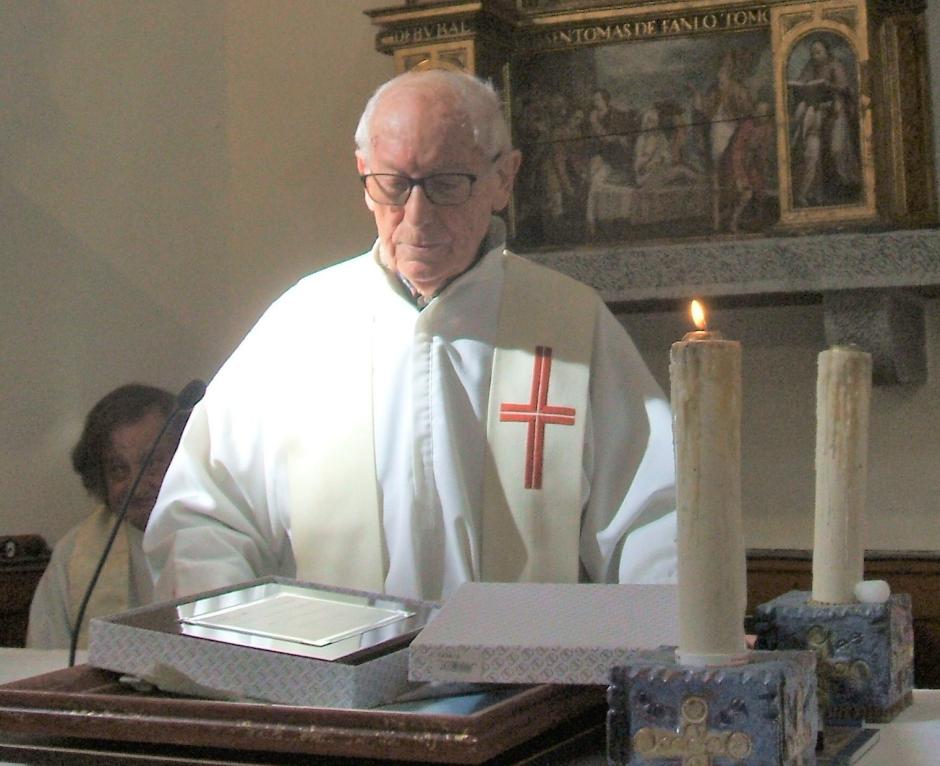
671 300 748 666
811 345 872 604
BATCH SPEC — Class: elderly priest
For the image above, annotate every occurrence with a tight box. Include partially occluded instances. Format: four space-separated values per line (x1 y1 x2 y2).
145 68 678 603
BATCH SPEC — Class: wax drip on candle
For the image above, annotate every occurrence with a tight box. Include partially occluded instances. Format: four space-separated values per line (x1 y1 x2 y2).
683 299 723 341
811 345 872 604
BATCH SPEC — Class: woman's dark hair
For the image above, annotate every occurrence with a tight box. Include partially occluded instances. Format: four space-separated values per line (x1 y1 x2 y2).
71 384 175 503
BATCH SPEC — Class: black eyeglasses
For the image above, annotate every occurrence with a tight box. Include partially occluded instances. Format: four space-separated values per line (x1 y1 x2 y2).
360 153 503 207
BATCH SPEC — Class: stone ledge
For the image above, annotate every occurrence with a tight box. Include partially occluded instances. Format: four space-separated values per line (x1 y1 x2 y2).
523 227 940 308
523 227 940 384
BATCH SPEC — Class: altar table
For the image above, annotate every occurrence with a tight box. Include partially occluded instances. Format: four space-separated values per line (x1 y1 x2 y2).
0 649 937 764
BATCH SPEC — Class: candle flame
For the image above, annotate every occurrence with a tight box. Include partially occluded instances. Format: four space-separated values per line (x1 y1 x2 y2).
690 299 707 331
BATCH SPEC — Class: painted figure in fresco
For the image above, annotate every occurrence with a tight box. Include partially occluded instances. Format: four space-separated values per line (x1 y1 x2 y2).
587 88 637 186
585 88 640 236
633 107 673 186
788 36 861 207
532 93 592 241
513 86 555 239
688 52 756 231
726 101 776 232
634 107 700 188
515 86 592 243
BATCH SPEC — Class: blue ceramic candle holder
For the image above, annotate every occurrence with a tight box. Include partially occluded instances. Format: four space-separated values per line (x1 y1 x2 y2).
753 590 914 723
608 648 819 765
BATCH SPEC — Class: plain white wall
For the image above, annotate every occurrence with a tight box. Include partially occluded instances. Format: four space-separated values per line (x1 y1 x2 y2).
621 300 940 552
2 1 938 554
1 0 389 542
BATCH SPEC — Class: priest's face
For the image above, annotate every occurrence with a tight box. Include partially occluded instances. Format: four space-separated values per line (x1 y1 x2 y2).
356 80 519 298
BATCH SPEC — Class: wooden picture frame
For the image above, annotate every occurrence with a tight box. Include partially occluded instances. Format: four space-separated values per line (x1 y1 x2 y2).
773 1 875 226
0 664 606 764
506 0 879 250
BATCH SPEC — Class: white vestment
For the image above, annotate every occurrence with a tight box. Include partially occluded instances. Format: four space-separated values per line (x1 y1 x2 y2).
27 506 153 649
145 231 677 602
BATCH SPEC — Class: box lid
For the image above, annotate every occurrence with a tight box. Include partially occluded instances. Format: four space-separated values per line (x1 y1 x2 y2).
412 582 678 652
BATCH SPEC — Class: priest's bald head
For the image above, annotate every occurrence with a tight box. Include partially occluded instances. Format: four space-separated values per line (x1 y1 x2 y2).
354 69 522 301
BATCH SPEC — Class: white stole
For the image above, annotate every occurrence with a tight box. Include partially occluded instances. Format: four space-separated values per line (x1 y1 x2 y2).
67 505 131 648
289 253 595 591
482 254 594 583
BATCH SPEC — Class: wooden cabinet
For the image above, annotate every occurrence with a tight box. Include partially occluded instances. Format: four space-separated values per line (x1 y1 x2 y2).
0 535 50 647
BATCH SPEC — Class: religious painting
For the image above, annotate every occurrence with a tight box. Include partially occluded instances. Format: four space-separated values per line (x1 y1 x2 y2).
510 29 778 250
785 31 862 210
770 1 879 228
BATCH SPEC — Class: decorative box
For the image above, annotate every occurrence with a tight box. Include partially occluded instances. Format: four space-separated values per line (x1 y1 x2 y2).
89 577 438 709
408 582 679 685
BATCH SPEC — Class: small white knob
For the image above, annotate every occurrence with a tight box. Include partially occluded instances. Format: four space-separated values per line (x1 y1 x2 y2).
854 580 891 604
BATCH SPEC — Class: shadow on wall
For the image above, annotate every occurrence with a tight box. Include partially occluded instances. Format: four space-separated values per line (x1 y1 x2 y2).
1 0 215 456
0 6 214 532
1 178 208 452
0 1 62 168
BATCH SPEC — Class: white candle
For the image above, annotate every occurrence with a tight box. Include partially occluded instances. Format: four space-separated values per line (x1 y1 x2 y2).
671 304 748 666
812 345 872 604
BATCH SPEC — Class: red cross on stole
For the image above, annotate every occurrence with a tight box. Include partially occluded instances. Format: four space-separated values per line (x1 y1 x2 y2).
498 346 577 490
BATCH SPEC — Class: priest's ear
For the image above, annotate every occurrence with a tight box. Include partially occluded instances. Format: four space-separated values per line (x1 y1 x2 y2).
490 149 522 213
356 152 377 212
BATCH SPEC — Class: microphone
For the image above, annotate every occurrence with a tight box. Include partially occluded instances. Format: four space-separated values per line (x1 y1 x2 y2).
176 379 208 412
68 379 207 667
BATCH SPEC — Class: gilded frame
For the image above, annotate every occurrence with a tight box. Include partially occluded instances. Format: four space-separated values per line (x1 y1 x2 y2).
772 1 875 225
504 0 878 251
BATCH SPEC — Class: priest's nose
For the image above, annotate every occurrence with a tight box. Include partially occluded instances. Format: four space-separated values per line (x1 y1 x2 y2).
403 183 435 222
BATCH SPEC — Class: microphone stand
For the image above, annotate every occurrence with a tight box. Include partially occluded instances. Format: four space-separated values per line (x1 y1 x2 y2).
68 380 205 667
